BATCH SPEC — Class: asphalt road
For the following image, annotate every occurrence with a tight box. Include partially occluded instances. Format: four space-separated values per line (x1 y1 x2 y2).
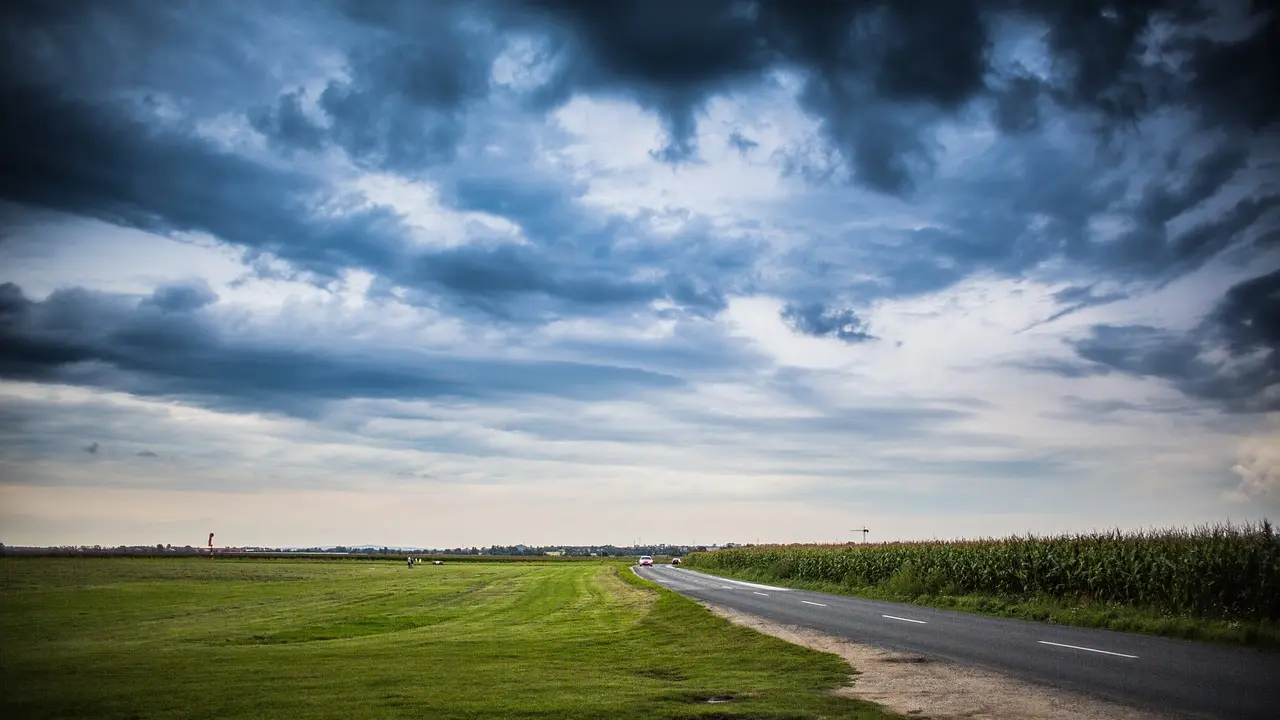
635 564 1280 720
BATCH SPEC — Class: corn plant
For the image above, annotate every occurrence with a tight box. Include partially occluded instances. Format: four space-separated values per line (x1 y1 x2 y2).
684 521 1280 620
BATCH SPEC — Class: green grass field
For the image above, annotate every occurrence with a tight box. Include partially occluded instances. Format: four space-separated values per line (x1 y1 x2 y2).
0 558 897 719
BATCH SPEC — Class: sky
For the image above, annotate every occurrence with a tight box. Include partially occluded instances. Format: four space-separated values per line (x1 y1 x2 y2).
1 0 1278 549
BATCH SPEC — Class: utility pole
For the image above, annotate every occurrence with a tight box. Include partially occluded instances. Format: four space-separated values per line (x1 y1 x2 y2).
851 527 869 544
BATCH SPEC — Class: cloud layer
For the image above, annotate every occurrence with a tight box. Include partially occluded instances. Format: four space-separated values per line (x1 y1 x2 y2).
1 0 1277 545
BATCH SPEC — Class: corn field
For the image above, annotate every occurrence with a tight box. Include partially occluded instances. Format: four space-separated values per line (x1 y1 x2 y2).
684 521 1280 620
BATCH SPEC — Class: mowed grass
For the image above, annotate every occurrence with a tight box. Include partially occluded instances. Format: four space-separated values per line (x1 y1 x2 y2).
0 559 898 720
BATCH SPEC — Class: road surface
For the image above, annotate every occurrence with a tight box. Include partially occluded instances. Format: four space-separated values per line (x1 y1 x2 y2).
635 564 1280 720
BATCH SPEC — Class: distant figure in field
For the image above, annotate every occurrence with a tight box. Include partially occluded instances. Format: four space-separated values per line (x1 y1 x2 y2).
407 557 413 568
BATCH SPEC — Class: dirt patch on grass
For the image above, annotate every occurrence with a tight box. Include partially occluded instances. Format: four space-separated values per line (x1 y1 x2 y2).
703 603 1169 720
603 566 658 611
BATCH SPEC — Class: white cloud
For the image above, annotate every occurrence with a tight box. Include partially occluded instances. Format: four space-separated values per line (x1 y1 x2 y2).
1225 415 1280 505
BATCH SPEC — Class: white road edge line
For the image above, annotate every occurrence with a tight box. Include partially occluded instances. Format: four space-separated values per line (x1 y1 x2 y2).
752 591 769 596
882 614 928 624
1038 641 1139 659
801 600 827 607
681 571 792 593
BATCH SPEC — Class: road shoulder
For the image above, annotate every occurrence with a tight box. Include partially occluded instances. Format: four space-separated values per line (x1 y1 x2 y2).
702 602 1171 720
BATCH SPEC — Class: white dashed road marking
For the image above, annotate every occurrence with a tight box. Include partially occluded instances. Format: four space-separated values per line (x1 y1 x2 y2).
882 614 928 624
801 600 827 607
1038 641 1139 659
692 573 793 592
752 591 769 596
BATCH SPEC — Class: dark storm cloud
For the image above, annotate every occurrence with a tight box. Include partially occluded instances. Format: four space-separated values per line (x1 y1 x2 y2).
1034 268 1280 412
402 243 672 321
780 302 876 342
494 0 1268 193
1098 143 1269 275
427 170 740 315
498 0 990 189
499 0 773 163
0 84 405 279
992 75 1045 134
0 283 684 418
284 1 503 172
1035 1 1187 122
1075 325 1210 380
0 83 726 322
0 0 331 115
486 0 1277 297
1217 267 1280 355
248 89 326 153
868 132 1274 307
0 0 491 171
767 126 1131 307
0 0 1276 329
1070 322 1270 410
1018 284 1131 332
6 0 1274 190
141 281 219 314
1183 7 1280 131
0 0 764 321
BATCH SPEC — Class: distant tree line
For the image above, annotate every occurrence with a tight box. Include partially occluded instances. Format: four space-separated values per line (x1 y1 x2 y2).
0 542 713 558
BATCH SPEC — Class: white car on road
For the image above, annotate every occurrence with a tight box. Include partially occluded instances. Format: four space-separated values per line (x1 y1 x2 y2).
638 555 653 566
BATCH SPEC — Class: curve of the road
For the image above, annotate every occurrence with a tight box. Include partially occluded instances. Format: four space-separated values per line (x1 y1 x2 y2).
635 564 1279 720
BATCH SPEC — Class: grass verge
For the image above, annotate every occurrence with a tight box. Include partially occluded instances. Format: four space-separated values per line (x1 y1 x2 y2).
686 566 1280 650
0 558 901 719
